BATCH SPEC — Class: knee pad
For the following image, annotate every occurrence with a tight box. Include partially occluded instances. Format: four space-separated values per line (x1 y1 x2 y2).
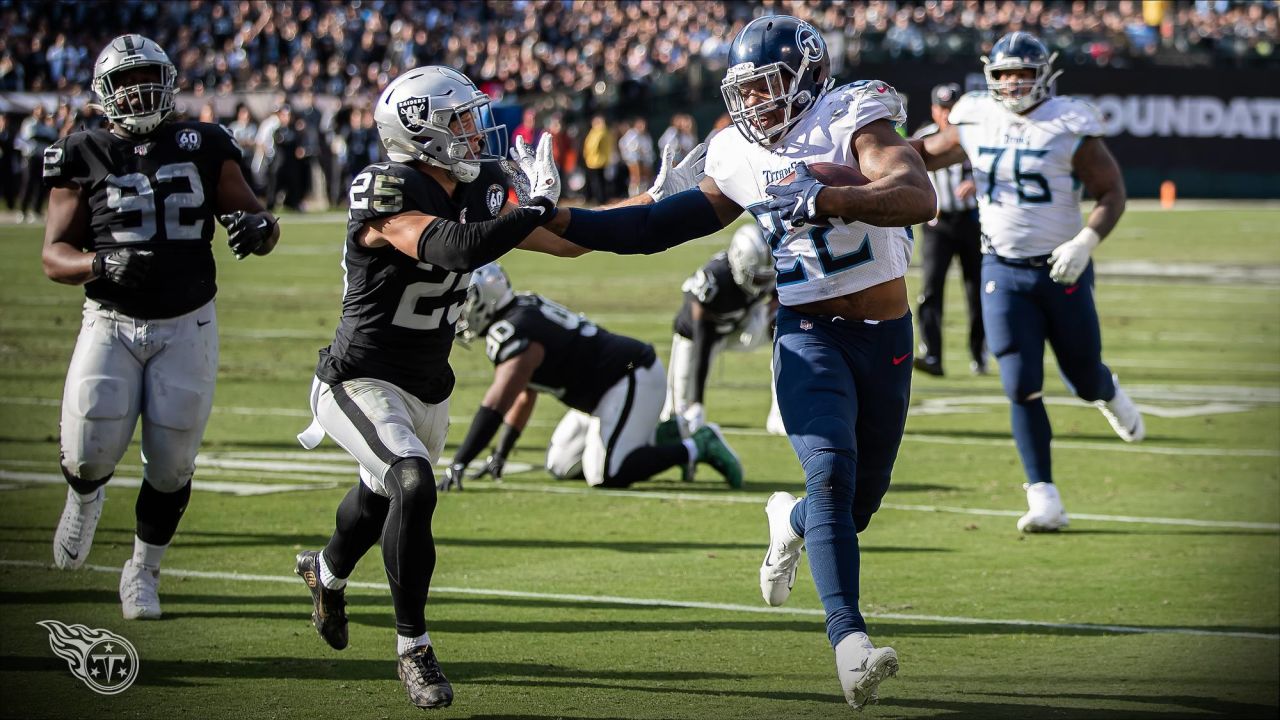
72 377 130 420
145 379 209 431
385 456 437 517
135 479 192 546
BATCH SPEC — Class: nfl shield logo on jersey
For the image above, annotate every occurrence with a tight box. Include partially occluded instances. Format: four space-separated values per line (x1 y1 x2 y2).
486 184 504 217
397 97 429 133
176 129 201 151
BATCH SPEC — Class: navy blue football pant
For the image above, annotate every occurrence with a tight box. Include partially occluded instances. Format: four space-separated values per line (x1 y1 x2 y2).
980 256 1116 484
773 307 913 648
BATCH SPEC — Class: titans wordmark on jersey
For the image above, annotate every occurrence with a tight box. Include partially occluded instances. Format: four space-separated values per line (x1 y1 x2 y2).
484 294 657 413
673 253 771 340
705 81 914 307
948 92 1105 258
42 121 242 318
316 161 510 404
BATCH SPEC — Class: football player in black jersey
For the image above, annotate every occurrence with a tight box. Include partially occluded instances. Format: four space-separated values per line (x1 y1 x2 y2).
289 65 705 711
442 263 744 492
41 35 278 621
661 224 783 437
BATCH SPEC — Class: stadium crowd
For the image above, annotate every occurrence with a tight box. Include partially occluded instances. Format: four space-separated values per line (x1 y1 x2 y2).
1 0 1275 216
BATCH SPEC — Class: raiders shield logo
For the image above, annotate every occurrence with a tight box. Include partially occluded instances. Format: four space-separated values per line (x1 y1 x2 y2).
486 184 504 217
176 129 201 151
397 97 430 133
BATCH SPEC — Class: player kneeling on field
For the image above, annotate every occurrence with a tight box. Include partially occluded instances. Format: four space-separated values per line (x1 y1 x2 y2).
442 263 744 491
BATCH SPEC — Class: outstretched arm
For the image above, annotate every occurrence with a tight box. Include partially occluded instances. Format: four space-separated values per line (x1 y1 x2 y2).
814 119 937 226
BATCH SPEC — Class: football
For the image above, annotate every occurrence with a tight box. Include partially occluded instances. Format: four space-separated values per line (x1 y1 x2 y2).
779 161 870 187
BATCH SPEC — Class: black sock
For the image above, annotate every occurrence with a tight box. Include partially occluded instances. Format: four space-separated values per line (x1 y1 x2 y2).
600 445 690 488
323 480 390 578
381 456 437 638
135 479 192 546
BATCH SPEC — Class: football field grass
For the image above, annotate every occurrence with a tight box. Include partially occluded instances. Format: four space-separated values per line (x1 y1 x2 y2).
0 207 1277 719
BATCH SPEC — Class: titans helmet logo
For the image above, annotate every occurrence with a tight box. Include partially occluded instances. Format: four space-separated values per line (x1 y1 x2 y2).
796 23 824 62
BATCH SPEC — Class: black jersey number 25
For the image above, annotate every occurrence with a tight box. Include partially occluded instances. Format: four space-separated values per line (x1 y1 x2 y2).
105 162 206 243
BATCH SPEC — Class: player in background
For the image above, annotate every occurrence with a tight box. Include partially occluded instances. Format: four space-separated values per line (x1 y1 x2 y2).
290 65 704 710
660 224 784 440
42 34 278 620
537 16 937 709
912 32 1144 533
441 263 743 491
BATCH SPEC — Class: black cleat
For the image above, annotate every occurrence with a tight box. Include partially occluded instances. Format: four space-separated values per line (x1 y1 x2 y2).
913 356 944 377
397 645 454 710
295 550 348 650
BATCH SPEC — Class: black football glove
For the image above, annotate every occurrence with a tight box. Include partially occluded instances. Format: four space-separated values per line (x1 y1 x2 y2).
92 248 155 288
437 462 467 492
219 210 276 259
469 453 506 482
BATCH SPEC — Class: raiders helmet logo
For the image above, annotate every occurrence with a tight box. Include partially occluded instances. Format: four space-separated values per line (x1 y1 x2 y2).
796 23 824 62
486 184 504 217
396 97 430 133
176 129 201 151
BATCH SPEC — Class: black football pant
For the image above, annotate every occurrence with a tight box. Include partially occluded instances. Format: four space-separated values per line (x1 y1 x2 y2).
916 209 984 368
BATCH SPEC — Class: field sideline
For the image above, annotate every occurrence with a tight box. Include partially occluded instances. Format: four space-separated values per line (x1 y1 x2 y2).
0 207 1277 719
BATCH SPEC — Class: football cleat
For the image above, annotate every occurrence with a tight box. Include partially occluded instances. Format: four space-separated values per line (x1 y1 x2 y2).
295 550 349 650
119 560 162 620
397 644 454 710
1017 481 1069 533
835 632 898 710
760 491 803 606
692 423 743 488
1096 376 1144 443
53 486 105 570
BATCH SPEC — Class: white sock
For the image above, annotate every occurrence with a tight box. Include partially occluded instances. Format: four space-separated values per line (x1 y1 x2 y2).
132 537 167 569
75 487 103 503
682 439 698 463
318 551 346 590
397 631 431 656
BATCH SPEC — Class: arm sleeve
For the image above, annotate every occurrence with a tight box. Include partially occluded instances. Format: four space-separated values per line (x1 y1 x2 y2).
450 406 504 467
561 188 724 255
417 198 554 272
689 311 716 404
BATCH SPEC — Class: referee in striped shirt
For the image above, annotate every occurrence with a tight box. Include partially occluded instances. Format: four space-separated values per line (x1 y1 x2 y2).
911 83 987 376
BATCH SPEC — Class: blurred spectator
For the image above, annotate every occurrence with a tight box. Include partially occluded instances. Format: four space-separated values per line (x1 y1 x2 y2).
512 107 541 147
228 103 260 161
0 115 15 210
582 114 614 206
658 113 698 163
17 104 57 222
619 117 655 197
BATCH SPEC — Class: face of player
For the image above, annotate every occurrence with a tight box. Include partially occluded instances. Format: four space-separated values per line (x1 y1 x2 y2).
737 77 787 141
107 65 165 116
447 109 485 157
992 68 1037 103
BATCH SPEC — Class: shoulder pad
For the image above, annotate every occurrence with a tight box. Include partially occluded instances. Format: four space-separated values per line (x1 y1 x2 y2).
704 124 745 187
682 267 719 304
484 317 530 364
829 81 907 130
947 92 989 125
1053 96 1106 137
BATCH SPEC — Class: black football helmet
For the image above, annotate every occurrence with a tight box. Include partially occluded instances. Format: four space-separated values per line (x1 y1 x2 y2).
721 15 833 147
983 32 1061 113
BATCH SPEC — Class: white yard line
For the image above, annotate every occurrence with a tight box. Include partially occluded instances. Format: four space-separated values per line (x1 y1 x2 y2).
0 470 333 496
0 559 1272 641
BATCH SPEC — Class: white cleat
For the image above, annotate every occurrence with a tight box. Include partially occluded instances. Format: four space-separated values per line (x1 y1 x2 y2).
765 406 787 436
1096 375 1145 443
120 560 162 620
759 491 803 606
1017 482 1069 533
53 487 105 570
835 632 898 710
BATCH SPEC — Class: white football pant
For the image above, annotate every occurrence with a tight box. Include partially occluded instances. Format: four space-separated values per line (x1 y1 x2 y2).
59 299 217 492
301 376 450 497
546 360 666 486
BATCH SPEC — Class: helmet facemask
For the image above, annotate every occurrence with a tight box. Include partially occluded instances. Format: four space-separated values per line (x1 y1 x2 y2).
983 55 1061 114
95 59 176 136
722 60 830 148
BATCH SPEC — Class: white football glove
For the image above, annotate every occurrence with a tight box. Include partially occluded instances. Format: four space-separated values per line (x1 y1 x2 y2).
680 402 706 433
1048 227 1101 285
507 134 561 206
648 142 707 202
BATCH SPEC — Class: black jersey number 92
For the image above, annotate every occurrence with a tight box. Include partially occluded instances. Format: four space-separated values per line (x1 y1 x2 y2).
43 121 243 319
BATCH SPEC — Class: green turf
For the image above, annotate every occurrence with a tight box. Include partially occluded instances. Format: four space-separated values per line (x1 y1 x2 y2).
1 208 1278 719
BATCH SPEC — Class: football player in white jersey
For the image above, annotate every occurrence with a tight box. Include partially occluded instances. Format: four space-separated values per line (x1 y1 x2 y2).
912 32 1145 533
539 15 937 709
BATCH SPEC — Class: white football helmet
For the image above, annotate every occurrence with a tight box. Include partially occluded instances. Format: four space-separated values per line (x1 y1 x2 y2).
373 65 507 183
92 34 177 136
457 263 515 343
727 224 777 296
